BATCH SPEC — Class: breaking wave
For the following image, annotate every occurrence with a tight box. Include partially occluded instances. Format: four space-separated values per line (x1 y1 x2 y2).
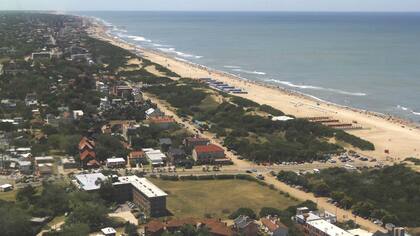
266 79 367 96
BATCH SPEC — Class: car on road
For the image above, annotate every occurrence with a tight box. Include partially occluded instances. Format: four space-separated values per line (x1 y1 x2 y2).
256 174 265 180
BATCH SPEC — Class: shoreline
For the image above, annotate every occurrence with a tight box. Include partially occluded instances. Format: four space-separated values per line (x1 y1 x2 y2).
86 16 419 129
84 15 420 161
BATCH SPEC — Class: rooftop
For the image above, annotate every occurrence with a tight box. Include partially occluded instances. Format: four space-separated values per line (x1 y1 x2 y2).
307 219 353 236
101 227 117 235
194 144 224 154
106 157 126 163
116 176 167 198
74 173 107 191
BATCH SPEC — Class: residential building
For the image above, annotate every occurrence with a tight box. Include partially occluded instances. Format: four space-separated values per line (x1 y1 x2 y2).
145 220 166 236
35 156 54 164
72 110 84 119
144 148 166 166
144 218 233 236
261 217 289 236
295 211 355 236
128 150 146 166
106 157 126 168
101 227 117 236
149 116 176 129
0 184 13 192
145 108 163 119
183 136 210 149
74 173 107 191
167 147 187 164
17 160 32 174
233 215 259 236
62 156 78 169
37 163 53 176
79 137 99 168
113 176 167 217
192 144 225 163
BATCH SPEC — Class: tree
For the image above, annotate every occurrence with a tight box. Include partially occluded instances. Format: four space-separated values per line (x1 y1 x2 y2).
124 223 139 236
16 185 37 204
229 208 257 220
66 202 109 230
259 207 283 218
0 204 33 236
98 180 116 203
38 183 69 216
58 223 90 236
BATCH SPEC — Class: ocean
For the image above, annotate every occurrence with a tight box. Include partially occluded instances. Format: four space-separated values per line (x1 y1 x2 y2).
79 11 420 122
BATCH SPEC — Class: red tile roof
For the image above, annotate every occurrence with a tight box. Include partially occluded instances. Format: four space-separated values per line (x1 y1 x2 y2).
145 220 165 233
166 218 198 228
194 144 224 154
79 137 95 150
149 116 176 124
201 219 234 236
129 151 145 159
80 150 96 161
261 218 279 232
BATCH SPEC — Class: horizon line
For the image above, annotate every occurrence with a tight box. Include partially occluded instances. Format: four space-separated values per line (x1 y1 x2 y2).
1 10 420 13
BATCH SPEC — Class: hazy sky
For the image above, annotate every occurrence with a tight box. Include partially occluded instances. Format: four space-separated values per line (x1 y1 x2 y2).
1 0 420 12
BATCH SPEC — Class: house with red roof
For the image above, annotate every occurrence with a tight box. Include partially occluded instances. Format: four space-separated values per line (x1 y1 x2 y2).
149 116 176 129
261 217 289 236
79 137 99 168
192 144 225 164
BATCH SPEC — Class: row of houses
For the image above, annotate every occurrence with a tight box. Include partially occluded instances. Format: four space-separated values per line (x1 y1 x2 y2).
144 214 289 236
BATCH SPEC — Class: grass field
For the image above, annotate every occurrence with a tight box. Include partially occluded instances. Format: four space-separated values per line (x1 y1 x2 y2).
0 190 17 202
151 179 299 219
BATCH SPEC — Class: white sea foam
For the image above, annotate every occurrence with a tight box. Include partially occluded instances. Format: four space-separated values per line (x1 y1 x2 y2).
232 68 266 75
127 35 152 42
224 65 241 69
266 79 367 96
397 105 420 116
157 47 202 59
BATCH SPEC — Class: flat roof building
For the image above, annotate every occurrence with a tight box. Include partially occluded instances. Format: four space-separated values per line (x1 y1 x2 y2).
114 176 167 217
144 148 165 166
106 157 126 168
74 173 107 191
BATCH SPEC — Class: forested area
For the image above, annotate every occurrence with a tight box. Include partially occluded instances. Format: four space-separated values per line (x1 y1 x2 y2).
277 165 420 226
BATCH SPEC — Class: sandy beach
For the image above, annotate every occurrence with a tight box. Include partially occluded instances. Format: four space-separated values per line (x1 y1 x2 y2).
87 19 420 163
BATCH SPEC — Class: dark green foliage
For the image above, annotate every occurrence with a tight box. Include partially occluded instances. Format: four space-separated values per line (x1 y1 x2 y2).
230 96 260 108
124 222 139 236
45 223 90 236
0 203 33 236
228 208 257 219
260 104 285 116
335 130 375 151
277 165 420 226
95 134 129 162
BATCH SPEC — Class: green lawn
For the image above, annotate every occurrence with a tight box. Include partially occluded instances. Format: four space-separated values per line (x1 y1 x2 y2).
151 179 299 219
0 190 17 202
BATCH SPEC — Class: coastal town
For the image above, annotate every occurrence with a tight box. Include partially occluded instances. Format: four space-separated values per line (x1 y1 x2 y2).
0 12 419 236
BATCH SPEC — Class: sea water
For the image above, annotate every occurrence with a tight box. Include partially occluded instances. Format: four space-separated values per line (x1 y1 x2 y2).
80 11 420 122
